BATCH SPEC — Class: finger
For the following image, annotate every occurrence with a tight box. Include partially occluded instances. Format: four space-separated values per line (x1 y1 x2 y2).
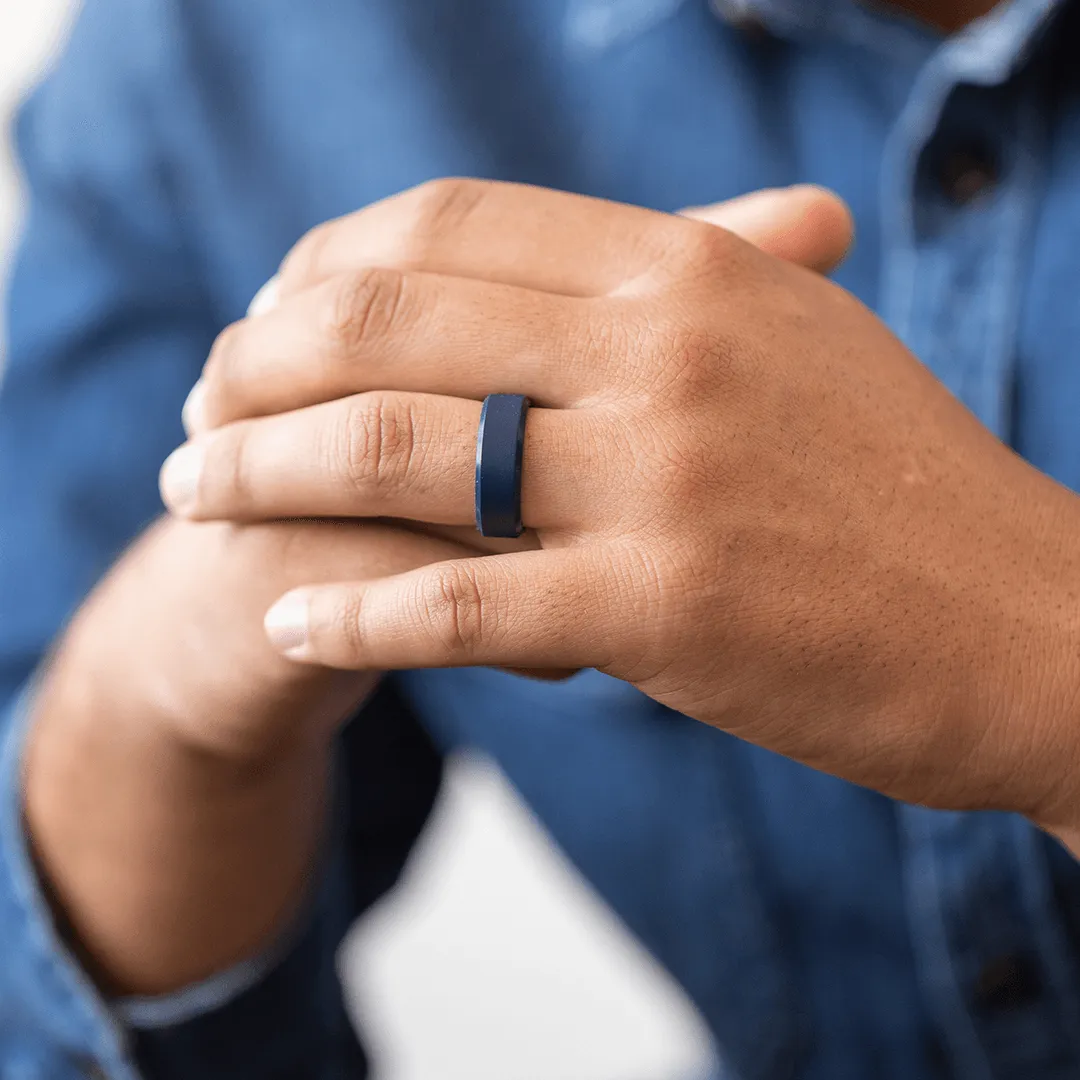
161 392 594 530
211 517 570 683
276 178 709 298
355 524 574 682
404 521 542 555
278 180 854 302
680 185 854 274
191 268 608 433
257 517 476 580
182 185 854 435
263 549 612 672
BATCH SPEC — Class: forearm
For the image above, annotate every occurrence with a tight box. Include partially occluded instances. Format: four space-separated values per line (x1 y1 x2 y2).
19 519 368 997
24 675 330 996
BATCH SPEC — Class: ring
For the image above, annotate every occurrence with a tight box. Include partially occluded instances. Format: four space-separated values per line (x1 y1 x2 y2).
475 394 530 538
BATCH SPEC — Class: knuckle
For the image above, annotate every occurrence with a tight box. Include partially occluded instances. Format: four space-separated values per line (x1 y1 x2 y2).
667 326 733 392
324 267 408 357
333 588 369 660
686 223 740 271
279 219 336 291
422 563 488 656
206 425 257 512
666 220 743 279
622 314 729 406
399 177 489 252
340 392 420 496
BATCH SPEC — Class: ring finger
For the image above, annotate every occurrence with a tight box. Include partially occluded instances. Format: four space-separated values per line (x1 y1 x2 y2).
161 391 603 531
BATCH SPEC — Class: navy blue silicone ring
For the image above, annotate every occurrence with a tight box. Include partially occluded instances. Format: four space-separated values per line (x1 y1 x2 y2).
475 394 530 538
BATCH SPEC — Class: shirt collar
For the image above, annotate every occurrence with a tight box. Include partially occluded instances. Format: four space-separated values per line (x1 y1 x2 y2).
711 0 1065 78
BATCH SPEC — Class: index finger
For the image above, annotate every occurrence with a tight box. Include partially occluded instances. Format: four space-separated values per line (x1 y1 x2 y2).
277 178 687 299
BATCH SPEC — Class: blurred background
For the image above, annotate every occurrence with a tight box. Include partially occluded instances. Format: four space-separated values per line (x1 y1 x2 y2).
0 6 714 1078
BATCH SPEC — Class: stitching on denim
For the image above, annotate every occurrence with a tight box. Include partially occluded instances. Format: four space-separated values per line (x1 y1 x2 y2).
876 0 995 340
947 0 1060 83
900 811 995 1078
877 0 1056 411
968 83 1043 430
821 3 935 65
0 683 141 1078
117 949 285 1029
712 0 1060 53
1010 817 1080 1060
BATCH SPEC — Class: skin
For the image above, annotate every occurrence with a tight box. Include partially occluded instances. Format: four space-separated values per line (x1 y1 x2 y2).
24 187 847 995
881 0 1001 32
166 179 1080 864
24 0 1014 1002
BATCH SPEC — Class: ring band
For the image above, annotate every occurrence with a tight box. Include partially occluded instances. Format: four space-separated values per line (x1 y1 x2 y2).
475 394 530 538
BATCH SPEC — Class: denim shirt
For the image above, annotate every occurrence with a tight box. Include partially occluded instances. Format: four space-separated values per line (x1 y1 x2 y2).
3 0 1080 1077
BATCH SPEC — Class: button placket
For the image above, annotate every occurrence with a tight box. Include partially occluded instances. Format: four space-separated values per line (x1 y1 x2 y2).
973 953 1044 1010
937 142 1000 205
888 75 1044 441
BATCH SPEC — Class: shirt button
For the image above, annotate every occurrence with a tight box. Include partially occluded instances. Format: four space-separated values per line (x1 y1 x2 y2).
973 953 1042 1009
938 142 999 205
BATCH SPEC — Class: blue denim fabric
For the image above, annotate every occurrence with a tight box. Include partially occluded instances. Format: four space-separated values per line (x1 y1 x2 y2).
3 0 1080 1077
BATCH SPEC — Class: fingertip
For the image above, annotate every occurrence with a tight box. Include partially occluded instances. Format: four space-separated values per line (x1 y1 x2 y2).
679 185 855 272
265 589 315 661
247 275 281 318
784 184 855 258
159 442 205 518
181 378 208 437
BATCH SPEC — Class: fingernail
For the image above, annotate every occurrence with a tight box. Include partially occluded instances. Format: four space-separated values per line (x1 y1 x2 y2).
159 443 204 515
182 378 207 436
247 275 281 318
265 591 312 659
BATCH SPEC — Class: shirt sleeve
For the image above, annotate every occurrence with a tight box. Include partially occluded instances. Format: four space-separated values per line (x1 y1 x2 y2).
0 2 443 1077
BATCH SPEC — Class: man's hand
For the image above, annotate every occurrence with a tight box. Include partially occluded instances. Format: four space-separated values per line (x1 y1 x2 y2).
25 515 485 994
29 184 845 996
164 178 1080 848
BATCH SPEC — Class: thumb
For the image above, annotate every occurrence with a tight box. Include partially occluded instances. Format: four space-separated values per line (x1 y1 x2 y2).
681 185 854 274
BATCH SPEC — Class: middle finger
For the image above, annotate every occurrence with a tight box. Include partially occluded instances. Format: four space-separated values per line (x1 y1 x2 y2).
197 269 614 431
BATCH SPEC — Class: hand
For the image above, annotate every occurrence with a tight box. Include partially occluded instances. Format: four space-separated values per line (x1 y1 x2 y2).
25 513 489 993
164 179 1080 840
41 516 500 758
168 181 851 684
31 183 847 993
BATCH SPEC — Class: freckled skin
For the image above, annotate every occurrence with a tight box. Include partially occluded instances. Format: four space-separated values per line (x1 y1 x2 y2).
182 179 1080 853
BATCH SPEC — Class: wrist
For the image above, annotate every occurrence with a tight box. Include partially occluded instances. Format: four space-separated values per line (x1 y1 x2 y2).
70 516 375 762
983 478 1080 836
24 644 334 996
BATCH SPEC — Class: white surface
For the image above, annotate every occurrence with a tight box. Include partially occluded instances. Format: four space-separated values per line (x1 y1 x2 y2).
0 7 715 1077
346 757 714 1080
0 2 74 273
